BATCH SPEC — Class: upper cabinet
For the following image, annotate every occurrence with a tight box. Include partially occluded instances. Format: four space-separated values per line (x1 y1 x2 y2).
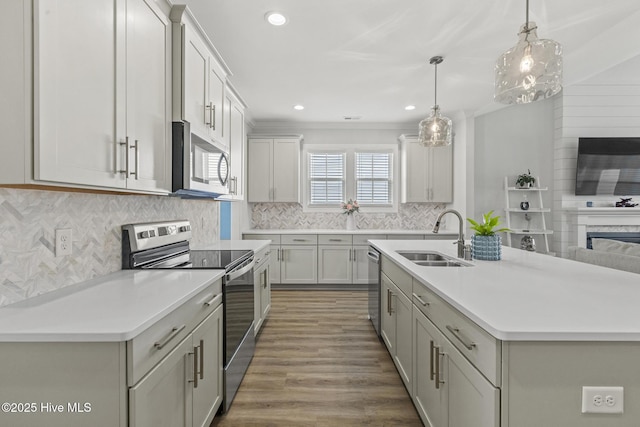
247 136 302 203
1 0 172 194
170 5 230 146
223 84 247 200
400 134 453 203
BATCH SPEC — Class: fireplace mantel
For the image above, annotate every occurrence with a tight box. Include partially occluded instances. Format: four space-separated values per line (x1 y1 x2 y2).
565 207 640 247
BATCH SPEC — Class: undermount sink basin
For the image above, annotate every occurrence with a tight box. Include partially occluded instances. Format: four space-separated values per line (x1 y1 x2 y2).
396 251 471 267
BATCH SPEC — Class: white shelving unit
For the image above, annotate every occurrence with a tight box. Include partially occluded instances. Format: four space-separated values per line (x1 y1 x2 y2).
503 176 553 254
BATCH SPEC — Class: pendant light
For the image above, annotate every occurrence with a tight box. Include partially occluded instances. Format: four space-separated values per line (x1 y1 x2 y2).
495 0 562 104
418 56 452 147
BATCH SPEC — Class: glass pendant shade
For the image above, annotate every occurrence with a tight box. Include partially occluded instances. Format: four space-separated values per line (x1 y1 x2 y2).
495 22 563 104
418 56 452 147
418 106 452 147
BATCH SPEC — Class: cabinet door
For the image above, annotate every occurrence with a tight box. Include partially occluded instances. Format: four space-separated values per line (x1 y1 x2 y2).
208 62 225 143
413 308 447 427
380 273 396 353
270 244 281 284
394 287 413 389
352 245 370 285
192 306 223 427
403 141 427 202
272 139 300 202
258 262 271 332
229 101 245 199
183 26 209 136
429 144 453 203
318 246 352 284
125 0 171 193
444 338 500 427
34 0 125 189
247 139 273 202
129 336 193 427
280 245 317 284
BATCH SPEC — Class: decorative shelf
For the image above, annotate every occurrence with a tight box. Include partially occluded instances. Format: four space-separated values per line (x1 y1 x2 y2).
504 176 552 254
506 187 548 191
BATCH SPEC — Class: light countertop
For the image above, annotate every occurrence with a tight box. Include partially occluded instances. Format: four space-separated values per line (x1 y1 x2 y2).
196 239 271 252
0 269 224 342
244 228 458 236
371 239 640 342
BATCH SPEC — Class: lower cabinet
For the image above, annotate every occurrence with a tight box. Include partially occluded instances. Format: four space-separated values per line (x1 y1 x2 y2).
318 245 352 284
413 308 499 427
280 244 317 283
254 247 271 335
381 272 413 389
351 245 370 284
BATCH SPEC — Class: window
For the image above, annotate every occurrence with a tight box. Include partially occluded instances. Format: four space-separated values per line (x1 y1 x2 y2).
355 152 392 205
303 145 398 213
308 152 345 205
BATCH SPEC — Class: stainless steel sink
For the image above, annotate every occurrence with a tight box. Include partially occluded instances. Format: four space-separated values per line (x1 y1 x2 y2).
396 251 471 267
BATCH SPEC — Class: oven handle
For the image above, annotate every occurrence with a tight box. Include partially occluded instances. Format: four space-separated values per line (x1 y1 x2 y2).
226 257 256 282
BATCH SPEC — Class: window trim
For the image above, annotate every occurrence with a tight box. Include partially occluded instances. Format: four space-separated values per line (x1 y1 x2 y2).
301 144 399 214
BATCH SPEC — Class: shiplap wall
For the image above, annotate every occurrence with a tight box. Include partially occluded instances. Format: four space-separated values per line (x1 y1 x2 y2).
553 60 640 256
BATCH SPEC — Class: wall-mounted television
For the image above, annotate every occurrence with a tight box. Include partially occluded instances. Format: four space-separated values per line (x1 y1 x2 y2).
575 137 640 195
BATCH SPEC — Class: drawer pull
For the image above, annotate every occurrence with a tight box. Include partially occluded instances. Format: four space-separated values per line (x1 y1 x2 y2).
204 294 221 307
293 238 306 242
154 325 186 350
329 238 342 242
446 325 477 350
429 340 436 381
412 293 430 307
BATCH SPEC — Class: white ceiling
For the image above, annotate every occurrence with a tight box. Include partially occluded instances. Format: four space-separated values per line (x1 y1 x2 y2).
183 0 640 125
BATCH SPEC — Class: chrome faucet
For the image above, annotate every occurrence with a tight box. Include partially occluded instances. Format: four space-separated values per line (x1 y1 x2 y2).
433 209 465 258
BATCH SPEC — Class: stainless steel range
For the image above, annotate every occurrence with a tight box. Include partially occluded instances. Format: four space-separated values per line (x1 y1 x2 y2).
121 220 255 413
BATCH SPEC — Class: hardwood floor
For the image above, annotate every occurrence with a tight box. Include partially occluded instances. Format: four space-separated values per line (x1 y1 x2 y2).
213 290 422 427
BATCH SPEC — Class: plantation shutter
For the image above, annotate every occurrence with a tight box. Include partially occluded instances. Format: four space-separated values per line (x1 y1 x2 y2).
356 152 392 205
309 152 345 205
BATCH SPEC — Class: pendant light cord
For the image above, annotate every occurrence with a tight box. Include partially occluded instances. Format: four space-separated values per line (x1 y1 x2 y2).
433 62 438 107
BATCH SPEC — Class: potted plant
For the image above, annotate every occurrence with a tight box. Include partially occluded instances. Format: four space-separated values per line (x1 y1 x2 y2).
467 211 510 260
515 169 536 188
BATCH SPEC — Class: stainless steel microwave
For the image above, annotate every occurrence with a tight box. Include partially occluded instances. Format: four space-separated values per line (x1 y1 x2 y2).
172 121 229 198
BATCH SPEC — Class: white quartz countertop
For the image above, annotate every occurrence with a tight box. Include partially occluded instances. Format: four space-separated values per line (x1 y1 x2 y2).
0 270 224 342
244 229 457 236
371 239 640 342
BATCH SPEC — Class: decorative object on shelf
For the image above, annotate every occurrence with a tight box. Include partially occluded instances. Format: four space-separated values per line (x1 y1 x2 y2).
495 0 562 104
586 201 593 207
520 235 536 251
341 199 359 230
515 169 536 188
418 56 452 147
520 195 530 210
467 211 510 261
615 198 638 208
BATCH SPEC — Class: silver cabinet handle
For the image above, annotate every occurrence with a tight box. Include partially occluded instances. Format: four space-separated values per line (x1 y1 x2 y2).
129 139 139 179
199 339 204 380
117 137 129 175
203 294 221 307
329 238 342 242
388 290 395 314
386 288 391 314
189 344 199 388
412 293 430 307
430 340 436 381
434 345 444 389
154 325 185 350
212 105 216 130
263 269 268 289
205 102 213 126
293 238 306 242
446 325 476 350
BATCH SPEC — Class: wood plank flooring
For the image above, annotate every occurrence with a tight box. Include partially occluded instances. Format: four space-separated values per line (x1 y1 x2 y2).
213 290 422 427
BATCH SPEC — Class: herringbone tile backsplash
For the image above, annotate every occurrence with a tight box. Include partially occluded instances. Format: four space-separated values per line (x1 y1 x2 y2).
251 203 445 230
0 188 218 307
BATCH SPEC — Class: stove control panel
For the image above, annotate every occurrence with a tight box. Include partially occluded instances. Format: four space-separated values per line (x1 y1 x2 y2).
122 220 192 253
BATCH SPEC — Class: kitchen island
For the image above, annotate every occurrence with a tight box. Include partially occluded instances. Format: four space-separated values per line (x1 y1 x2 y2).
371 239 640 427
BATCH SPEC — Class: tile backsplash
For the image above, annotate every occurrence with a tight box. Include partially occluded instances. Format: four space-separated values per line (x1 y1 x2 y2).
251 202 446 230
0 188 219 307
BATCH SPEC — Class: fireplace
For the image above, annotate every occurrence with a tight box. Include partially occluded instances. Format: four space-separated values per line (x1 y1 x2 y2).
586 232 640 249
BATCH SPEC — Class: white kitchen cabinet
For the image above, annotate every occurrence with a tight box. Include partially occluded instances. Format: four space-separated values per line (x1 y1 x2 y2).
253 245 271 335
380 272 412 389
247 136 302 202
223 84 247 199
170 5 230 145
32 0 171 193
352 245 371 284
279 234 317 284
318 235 353 284
400 134 452 203
243 234 281 284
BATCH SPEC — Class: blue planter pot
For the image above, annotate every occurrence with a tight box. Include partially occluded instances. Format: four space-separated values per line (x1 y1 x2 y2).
471 235 502 261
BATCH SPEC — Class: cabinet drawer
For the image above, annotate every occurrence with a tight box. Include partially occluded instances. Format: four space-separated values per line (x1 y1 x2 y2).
243 234 281 245
353 234 384 245
254 245 271 269
127 278 223 386
318 234 352 245
381 256 412 298
281 234 317 245
411 280 501 386
387 234 424 240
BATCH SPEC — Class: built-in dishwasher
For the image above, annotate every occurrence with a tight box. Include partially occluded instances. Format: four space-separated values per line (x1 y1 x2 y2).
367 247 381 337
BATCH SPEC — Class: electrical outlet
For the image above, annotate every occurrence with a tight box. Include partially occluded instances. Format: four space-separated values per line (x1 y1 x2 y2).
55 228 72 257
582 386 623 414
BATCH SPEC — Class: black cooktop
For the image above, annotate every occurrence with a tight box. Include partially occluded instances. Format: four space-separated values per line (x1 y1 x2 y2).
188 249 253 270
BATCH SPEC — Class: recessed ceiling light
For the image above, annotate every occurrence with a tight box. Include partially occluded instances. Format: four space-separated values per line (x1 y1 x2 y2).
293 104 304 111
265 12 287 26
405 105 416 111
